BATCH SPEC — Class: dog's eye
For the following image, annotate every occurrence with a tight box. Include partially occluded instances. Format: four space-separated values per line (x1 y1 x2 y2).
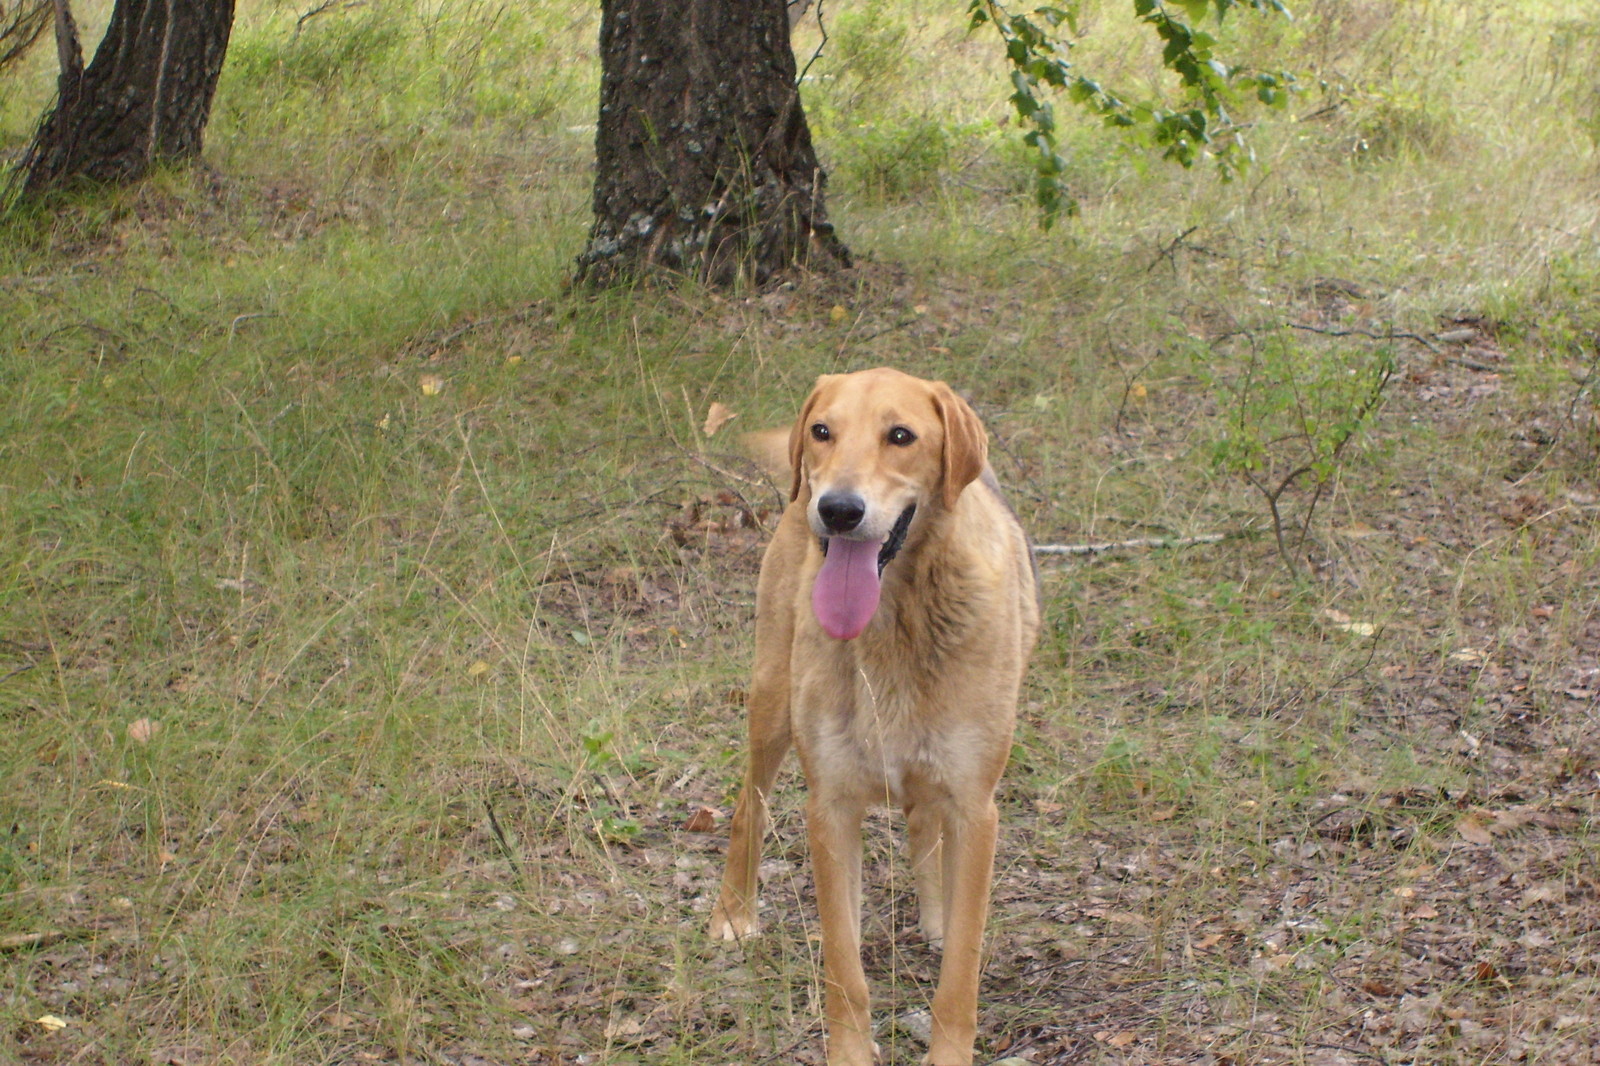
810 423 830 442
886 426 916 447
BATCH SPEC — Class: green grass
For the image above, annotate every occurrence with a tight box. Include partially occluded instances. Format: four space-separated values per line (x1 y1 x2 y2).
4 0 1600 1063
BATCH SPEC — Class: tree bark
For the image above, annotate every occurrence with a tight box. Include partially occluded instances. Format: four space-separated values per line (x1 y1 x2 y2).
16 0 236 197
577 0 850 287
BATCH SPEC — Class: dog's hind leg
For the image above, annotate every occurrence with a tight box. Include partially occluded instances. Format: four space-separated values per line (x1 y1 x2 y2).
905 799 945 946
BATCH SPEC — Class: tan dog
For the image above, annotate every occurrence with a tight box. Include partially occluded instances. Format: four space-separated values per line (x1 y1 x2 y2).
709 368 1040 1066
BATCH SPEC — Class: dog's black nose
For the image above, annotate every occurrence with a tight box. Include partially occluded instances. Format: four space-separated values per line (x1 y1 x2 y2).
817 492 867 534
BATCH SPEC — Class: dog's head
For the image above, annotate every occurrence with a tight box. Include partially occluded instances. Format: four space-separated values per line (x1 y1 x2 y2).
787 368 988 638
788 368 986 515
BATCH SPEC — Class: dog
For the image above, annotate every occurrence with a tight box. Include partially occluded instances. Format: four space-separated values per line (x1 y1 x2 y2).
709 367 1040 1066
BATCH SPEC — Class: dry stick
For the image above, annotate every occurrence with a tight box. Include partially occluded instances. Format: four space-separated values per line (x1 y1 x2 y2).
294 0 366 36
227 311 279 341
1033 532 1236 556
1295 321 1503 373
1145 224 1199 272
1288 321 1442 355
0 930 67 951
483 798 529 890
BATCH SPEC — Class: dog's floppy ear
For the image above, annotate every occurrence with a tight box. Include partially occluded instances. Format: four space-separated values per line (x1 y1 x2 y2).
786 376 832 502
931 382 987 510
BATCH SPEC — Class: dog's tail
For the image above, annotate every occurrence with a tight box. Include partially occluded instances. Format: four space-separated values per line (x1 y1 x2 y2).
740 427 791 486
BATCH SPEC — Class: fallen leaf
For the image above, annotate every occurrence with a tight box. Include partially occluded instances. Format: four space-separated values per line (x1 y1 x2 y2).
419 374 444 396
35 1015 68 1031
683 806 717 833
1319 608 1376 637
1335 522 1385 539
1523 882 1565 904
702 401 737 437
829 304 847 324
466 660 491 679
128 718 159 744
1411 903 1439 919
1094 1030 1137 1048
1457 813 1494 846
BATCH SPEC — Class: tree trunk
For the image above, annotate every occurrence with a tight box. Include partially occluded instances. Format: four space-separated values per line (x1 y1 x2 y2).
577 0 850 287
17 0 236 197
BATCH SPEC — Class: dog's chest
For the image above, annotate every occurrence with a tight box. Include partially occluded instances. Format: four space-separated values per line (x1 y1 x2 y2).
796 642 989 806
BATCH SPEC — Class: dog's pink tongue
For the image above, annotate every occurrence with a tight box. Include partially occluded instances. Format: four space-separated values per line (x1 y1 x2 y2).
812 538 883 640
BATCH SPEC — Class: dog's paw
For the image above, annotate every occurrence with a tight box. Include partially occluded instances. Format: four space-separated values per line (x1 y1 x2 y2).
707 905 760 941
920 1033 976 1065
824 1040 880 1066
921 1043 966 1062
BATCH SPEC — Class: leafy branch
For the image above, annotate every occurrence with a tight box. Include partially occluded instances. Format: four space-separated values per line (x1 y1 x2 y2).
969 0 1294 224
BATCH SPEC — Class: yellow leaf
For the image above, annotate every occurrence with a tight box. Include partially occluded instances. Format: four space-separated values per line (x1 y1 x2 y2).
36 1015 68 1031
467 660 491 679
419 374 444 396
702 401 737 438
829 304 847 324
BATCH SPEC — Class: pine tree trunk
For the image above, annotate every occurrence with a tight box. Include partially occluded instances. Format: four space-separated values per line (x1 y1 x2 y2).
577 0 850 287
18 0 236 196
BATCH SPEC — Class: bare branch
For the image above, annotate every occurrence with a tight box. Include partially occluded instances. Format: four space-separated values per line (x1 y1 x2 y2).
1033 532 1239 556
0 0 50 72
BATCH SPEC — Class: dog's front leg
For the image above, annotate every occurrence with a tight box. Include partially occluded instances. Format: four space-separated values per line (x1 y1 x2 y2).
709 678 791 940
924 799 998 1066
808 792 876 1066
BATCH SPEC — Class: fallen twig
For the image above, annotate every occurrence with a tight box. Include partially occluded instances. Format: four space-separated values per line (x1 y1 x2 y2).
1033 532 1237 556
294 0 366 36
0 930 67 952
1289 321 1442 355
227 311 279 341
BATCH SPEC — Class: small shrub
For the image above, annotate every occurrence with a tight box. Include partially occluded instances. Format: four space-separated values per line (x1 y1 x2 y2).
1349 91 1453 161
833 114 990 202
829 0 911 88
